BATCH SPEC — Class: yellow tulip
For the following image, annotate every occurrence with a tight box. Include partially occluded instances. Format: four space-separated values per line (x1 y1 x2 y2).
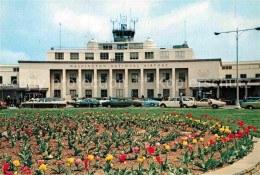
165 144 170 150
13 160 20 167
193 139 197 144
87 155 94 161
105 155 113 161
39 164 47 171
219 128 224 132
199 137 204 142
67 158 74 164
183 141 188 146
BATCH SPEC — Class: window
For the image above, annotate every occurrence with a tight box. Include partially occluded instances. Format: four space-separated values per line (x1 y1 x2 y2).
147 89 154 98
70 74 76 83
163 89 170 97
129 43 143 49
131 89 138 98
115 53 124 61
11 76 17 84
130 52 139 59
55 52 64 60
85 53 94 60
70 53 79 60
179 89 186 96
256 74 260 78
147 73 154 82
116 73 123 83
225 74 232 79
145 52 154 59
85 90 92 98
70 90 77 98
160 51 169 59
101 90 107 98
13 68 19 72
175 51 185 58
179 73 186 82
117 44 126 50
240 74 247 78
85 73 92 83
222 66 232 69
99 44 112 50
132 73 138 83
0 76 2 84
101 74 107 83
54 74 61 83
100 53 109 60
116 89 123 97
163 73 170 82
54 90 61 98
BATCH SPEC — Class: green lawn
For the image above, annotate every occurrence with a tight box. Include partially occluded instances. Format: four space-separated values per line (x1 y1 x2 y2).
1 107 260 136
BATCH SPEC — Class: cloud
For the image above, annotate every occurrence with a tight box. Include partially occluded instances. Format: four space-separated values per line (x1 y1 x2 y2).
53 10 111 41
0 50 30 64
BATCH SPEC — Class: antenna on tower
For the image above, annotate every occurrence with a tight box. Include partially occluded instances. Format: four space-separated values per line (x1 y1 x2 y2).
110 18 117 31
59 22 62 49
131 17 138 30
184 20 186 42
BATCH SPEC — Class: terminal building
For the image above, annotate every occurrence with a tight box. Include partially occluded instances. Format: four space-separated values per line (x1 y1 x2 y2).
0 17 260 102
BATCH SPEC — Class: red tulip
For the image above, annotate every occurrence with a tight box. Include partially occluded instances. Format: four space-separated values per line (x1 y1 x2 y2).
37 160 44 165
146 146 155 155
5 172 13 175
119 154 127 162
3 163 10 172
133 147 140 152
209 139 214 145
156 156 163 164
84 158 89 171
28 130 32 134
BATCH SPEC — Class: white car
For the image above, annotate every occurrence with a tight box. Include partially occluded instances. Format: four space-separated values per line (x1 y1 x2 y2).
99 97 111 105
196 98 226 108
159 97 196 108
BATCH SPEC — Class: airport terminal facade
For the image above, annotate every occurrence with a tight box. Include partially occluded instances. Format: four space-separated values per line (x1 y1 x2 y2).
0 21 260 101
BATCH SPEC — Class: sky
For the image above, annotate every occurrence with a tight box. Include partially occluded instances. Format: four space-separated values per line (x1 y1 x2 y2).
0 0 259 64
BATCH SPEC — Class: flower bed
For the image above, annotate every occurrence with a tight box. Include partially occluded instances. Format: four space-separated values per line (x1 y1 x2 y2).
0 110 257 174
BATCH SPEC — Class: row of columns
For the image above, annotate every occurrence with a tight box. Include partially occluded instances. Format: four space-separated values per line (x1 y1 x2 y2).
61 68 177 98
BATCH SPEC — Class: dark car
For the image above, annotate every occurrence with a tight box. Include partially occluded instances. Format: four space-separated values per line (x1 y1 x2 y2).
74 99 100 108
102 99 143 108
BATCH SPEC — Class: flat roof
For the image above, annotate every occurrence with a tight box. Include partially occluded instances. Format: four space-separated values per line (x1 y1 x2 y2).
18 58 222 64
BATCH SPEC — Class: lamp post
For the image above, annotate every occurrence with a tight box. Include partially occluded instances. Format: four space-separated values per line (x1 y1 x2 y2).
214 27 260 109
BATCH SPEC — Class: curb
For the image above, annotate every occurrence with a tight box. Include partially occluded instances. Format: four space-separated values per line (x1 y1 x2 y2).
203 137 260 175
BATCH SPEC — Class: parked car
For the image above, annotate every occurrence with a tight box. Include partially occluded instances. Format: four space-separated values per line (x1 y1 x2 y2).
140 98 159 107
21 98 66 108
99 97 118 105
159 97 196 108
74 99 100 108
221 98 235 105
196 98 226 109
102 99 142 108
241 99 260 109
239 97 260 105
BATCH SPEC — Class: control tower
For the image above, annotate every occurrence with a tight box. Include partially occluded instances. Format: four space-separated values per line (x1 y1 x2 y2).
111 15 138 42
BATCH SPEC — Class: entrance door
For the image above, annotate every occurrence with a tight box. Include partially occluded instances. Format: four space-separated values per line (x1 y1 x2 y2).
163 89 170 98
131 89 138 98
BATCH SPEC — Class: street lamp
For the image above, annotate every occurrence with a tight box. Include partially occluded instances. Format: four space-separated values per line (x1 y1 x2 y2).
214 27 260 109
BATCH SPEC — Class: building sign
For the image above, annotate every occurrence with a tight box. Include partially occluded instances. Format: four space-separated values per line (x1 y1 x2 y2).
69 63 169 69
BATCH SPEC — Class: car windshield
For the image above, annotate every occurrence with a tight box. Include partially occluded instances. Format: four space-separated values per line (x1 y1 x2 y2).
200 99 208 102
